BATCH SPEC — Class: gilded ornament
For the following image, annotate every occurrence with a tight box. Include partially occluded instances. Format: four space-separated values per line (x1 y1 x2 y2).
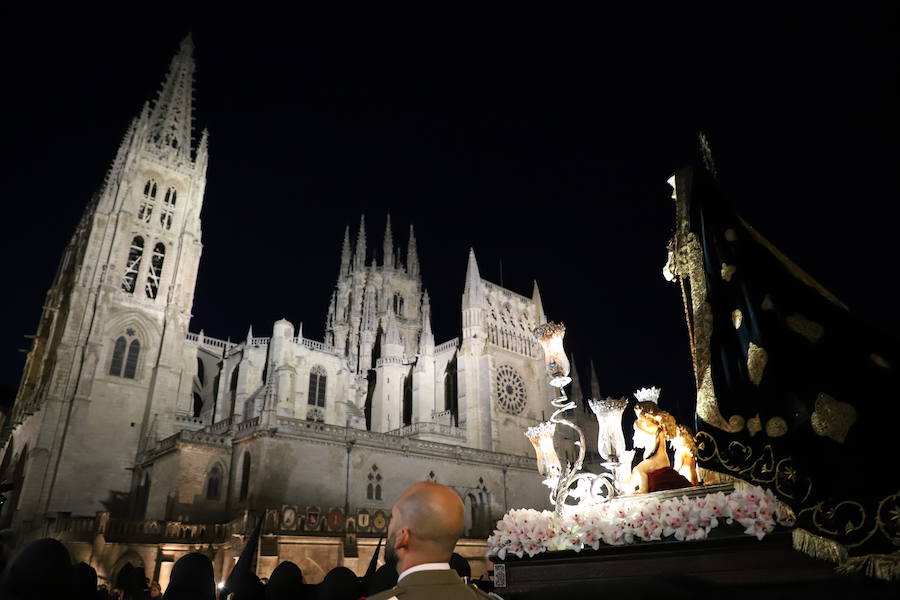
747 414 762 436
811 393 856 444
765 417 788 437
724 228 738 242
786 313 825 343
871 354 892 369
747 342 768 386
761 294 775 311
721 263 737 282
732 309 743 329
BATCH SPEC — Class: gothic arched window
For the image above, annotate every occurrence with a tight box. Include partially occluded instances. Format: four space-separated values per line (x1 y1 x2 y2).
308 366 326 407
123 339 140 379
444 356 459 426
402 374 413 426
393 293 404 317
110 336 127 376
206 464 222 500
145 243 165 299
138 180 157 223
239 452 251 501
160 187 177 230
121 236 144 293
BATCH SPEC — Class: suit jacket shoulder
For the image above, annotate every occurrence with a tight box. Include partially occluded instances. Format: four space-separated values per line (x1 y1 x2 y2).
366 569 493 600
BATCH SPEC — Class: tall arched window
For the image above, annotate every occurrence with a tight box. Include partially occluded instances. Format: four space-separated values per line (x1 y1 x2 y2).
206 464 222 500
110 336 127 376
393 293 404 317
239 452 251 501
145 243 165 299
123 339 140 379
192 392 203 418
121 236 144 293
402 373 413 426
160 187 177 230
444 356 459 426
308 366 327 407
138 180 157 223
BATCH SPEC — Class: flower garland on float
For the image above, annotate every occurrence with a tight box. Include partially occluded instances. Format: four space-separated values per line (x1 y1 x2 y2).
487 486 795 560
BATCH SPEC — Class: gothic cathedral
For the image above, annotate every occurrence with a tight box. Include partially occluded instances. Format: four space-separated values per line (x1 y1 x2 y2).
0 36 559 584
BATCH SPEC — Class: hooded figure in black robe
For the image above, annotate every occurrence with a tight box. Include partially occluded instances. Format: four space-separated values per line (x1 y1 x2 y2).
162 552 216 600
0 537 73 600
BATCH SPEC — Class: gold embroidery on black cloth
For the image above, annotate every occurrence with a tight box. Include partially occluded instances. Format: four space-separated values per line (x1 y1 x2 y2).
765 416 787 438
721 263 736 282
732 309 743 329
747 342 768 386
747 414 761 436
786 313 825 343
811 393 856 444
677 234 743 433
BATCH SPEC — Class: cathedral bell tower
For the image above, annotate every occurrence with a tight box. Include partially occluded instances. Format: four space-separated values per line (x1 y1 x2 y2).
0 36 208 522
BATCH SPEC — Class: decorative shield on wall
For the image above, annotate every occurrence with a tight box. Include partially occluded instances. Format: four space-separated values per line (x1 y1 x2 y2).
372 509 389 533
305 506 321 531
357 509 371 532
326 507 345 531
280 505 298 531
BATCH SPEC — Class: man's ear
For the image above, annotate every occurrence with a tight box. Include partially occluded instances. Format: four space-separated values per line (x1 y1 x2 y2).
397 527 412 550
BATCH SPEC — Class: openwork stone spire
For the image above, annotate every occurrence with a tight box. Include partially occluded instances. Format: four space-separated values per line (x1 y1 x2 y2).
146 35 195 163
407 224 419 277
383 214 394 269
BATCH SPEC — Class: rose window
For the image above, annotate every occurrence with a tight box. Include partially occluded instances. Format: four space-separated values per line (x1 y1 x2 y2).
496 365 527 415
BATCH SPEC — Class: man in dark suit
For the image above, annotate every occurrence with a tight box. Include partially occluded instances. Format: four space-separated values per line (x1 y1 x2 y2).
367 482 492 600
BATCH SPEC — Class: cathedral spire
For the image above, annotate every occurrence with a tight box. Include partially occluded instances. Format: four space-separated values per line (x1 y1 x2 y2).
569 353 584 407
196 128 210 173
532 280 547 324
383 214 394 269
589 361 601 400
354 215 367 269
463 248 482 307
339 225 352 277
419 290 434 352
146 34 196 163
407 224 420 278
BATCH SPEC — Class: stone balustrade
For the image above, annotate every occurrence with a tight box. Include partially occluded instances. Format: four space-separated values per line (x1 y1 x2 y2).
434 338 460 354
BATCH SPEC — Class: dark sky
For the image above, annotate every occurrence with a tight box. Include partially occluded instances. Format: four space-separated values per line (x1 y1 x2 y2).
3 7 898 425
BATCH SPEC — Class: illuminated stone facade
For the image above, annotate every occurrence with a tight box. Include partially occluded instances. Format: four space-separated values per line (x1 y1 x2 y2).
0 37 558 586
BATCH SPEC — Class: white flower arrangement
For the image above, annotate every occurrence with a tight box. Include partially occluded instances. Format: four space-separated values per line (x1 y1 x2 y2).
486 486 794 560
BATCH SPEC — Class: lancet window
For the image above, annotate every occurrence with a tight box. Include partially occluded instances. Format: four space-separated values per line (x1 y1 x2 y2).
206 464 222 500
145 243 165 299
160 187 177 230
308 366 327 407
121 236 144 293
393 293 404 317
366 464 382 501
239 452 251 501
138 179 157 223
110 329 140 379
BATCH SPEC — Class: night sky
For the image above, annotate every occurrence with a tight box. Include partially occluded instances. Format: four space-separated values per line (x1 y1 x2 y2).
2 8 898 426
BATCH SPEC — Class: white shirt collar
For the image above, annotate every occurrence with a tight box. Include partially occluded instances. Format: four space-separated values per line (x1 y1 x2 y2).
397 562 452 582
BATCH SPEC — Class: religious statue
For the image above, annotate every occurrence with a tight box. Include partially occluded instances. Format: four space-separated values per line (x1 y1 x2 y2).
625 401 692 494
670 424 699 487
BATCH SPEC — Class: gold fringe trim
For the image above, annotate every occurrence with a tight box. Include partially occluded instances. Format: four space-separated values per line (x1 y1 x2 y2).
792 528 900 582
792 528 847 564
835 552 900 582
698 468 753 490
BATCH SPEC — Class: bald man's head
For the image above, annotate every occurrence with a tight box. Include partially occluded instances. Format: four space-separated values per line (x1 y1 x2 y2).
385 482 465 571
